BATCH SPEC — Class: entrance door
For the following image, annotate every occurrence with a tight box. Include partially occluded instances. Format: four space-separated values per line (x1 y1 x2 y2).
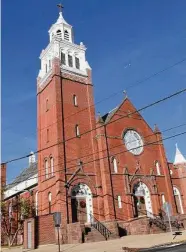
77 198 87 224
27 222 32 249
71 198 87 223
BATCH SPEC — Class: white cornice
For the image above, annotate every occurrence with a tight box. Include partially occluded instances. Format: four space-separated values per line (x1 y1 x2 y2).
4 174 38 199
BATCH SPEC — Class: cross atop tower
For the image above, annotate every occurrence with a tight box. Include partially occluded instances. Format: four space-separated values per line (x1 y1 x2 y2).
57 3 64 12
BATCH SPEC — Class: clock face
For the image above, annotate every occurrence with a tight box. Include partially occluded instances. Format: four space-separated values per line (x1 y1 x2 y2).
123 130 143 155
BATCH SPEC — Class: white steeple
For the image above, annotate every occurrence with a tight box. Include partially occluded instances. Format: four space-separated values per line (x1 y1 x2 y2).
174 143 186 165
29 151 36 166
37 5 91 84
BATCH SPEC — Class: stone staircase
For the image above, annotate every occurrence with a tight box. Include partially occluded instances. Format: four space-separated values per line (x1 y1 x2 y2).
149 215 185 233
84 225 106 243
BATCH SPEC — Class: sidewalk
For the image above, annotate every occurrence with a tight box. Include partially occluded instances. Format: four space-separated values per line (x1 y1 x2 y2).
2 230 186 252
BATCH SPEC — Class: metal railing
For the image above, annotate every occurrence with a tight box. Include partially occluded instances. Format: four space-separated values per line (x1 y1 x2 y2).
90 214 112 240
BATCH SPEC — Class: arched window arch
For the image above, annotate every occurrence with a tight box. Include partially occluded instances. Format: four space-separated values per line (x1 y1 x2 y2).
56 29 62 38
113 158 118 173
64 30 70 41
35 191 38 216
75 124 80 137
73 95 78 107
45 159 49 179
173 186 184 214
155 161 161 175
50 156 54 176
48 192 52 214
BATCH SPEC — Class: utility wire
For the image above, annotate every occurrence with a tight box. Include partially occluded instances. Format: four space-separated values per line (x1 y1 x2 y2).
2 87 186 165
3 58 186 135
5 130 186 189
6 121 186 184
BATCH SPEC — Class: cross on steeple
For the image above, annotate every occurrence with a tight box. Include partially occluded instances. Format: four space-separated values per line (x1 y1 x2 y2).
57 3 64 12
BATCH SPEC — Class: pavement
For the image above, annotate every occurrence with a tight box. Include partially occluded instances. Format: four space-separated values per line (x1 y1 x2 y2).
1 230 186 252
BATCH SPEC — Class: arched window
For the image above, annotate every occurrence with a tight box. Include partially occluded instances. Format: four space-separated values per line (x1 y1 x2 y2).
118 196 122 208
46 99 49 112
45 159 49 179
45 64 48 73
161 194 165 206
50 156 54 176
47 129 49 142
73 95 78 107
75 125 80 137
155 161 161 175
113 158 118 173
68 54 73 67
48 192 52 214
75 57 80 69
64 30 69 41
56 29 62 38
61 52 66 65
173 187 184 214
35 191 38 216
49 60 51 69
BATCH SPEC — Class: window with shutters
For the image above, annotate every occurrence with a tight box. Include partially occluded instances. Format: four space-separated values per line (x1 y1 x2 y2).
64 30 69 41
56 30 62 38
68 55 73 67
61 52 66 65
75 57 80 69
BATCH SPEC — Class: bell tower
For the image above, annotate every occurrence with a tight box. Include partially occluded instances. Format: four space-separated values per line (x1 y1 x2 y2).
37 5 100 226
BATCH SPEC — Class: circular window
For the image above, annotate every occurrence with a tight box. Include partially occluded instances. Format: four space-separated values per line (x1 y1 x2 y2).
124 130 143 155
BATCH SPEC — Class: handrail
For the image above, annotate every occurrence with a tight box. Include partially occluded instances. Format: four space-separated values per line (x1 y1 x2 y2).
89 214 112 240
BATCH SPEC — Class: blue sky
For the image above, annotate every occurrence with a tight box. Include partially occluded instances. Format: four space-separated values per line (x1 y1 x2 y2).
2 0 186 183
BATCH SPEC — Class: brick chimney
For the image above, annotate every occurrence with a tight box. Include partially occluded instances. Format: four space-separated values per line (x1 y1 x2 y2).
1 163 7 188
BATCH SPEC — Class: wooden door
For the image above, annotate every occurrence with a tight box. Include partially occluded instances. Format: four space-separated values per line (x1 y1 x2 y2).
77 198 87 224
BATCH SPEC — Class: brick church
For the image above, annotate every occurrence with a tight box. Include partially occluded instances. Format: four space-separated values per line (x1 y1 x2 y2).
1 7 186 248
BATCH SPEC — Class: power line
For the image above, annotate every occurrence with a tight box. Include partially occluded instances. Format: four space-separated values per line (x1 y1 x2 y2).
2 87 186 165
6 121 186 184
3 58 186 135
5 130 186 189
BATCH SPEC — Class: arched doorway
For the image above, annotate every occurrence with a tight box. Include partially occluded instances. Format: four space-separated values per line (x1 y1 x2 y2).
133 182 153 217
173 187 184 214
71 183 93 224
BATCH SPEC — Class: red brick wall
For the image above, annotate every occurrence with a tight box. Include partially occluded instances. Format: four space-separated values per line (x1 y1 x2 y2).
36 214 56 245
67 222 82 244
96 98 177 221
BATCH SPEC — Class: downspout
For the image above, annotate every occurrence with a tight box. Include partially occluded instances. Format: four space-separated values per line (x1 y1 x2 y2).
104 124 117 220
60 67 69 224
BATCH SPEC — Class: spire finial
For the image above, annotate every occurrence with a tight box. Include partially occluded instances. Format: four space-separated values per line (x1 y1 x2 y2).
57 3 64 13
123 90 127 98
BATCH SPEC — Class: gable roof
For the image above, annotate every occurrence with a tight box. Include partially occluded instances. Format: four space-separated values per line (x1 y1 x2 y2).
6 162 38 190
